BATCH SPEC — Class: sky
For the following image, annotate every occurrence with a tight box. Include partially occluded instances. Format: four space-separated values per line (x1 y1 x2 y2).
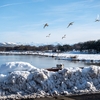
0 0 100 45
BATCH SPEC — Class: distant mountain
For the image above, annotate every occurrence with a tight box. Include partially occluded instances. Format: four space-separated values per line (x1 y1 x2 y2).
0 42 63 47
0 42 17 47
23 42 63 46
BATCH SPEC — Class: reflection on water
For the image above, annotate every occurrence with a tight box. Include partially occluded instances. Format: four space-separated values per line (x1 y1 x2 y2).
0 55 90 69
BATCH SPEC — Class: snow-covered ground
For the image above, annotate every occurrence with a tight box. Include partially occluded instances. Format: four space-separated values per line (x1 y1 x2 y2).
0 61 100 98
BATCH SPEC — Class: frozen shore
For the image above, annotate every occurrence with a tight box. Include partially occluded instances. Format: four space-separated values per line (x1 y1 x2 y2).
0 62 100 99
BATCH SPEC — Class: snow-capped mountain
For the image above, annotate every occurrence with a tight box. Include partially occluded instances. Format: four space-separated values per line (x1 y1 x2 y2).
0 42 18 47
0 42 63 47
21 42 63 47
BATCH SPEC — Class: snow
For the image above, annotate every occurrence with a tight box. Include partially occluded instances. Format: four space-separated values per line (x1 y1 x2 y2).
0 62 36 74
0 42 62 47
0 51 100 98
0 61 100 98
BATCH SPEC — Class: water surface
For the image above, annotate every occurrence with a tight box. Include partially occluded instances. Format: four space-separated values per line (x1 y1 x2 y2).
0 55 90 69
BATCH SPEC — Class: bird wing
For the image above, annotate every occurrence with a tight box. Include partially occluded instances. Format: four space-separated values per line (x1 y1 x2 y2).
67 23 71 28
97 14 100 19
43 24 46 28
95 15 100 22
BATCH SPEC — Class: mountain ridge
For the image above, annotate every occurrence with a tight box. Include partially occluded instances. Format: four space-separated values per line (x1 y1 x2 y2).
0 42 62 47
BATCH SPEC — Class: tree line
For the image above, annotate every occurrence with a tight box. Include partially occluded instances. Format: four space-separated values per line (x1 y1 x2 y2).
0 39 100 53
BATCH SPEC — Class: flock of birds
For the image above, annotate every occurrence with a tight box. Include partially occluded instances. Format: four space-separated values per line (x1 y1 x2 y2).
43 22 73 39
43 14 100 39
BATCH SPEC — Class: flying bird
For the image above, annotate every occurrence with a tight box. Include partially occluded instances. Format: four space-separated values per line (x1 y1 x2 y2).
62 34 66 39
67 22 74 28
46 33 51 37
43 23 49 28
95 14 100 22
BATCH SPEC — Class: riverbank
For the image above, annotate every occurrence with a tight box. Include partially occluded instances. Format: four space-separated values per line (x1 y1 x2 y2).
0 51 100 64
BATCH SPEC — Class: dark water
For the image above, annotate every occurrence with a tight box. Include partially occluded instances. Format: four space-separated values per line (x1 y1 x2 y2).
0 55 90 69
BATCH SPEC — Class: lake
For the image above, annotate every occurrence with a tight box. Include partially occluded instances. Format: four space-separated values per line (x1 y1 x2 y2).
0 54 90 69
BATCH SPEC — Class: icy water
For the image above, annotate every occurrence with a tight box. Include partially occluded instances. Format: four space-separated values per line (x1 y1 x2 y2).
0 55 90 69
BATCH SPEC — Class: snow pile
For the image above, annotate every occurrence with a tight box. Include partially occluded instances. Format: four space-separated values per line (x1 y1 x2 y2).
0 62 100 97
0 62 36 74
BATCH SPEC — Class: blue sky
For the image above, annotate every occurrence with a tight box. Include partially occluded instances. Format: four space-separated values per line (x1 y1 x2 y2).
0 0 100 45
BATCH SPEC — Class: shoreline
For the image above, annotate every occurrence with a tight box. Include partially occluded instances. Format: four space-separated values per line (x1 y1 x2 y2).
1 92 100 100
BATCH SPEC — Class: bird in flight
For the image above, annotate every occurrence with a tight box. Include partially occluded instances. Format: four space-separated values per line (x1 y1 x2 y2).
62 34 66 39
95 14 100 22
43 23 49 28
67 22 74 28
46 33 51 37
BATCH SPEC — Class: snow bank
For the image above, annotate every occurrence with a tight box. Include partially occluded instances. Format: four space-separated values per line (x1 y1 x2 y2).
0 62 100 98
0 62 36 74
